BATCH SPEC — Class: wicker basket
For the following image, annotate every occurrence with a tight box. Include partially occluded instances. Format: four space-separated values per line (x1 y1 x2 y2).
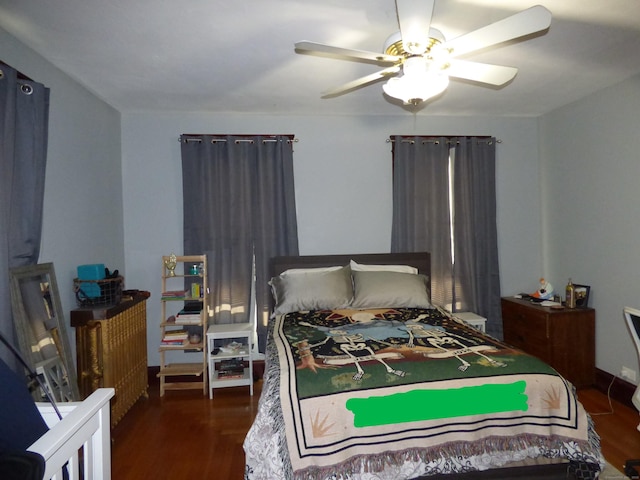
74 276 124 307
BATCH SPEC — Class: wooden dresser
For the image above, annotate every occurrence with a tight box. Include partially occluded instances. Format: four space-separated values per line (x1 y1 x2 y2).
71 291 150 426
501 297 595 387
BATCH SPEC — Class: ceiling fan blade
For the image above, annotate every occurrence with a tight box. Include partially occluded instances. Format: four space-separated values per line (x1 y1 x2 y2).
396 0 435 55
322 66 401 97
446 60 518 86
295 41 400 64
441 5 552 58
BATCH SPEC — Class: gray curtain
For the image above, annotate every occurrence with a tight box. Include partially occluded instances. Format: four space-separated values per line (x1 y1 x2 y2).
391 136 453 307
181 135 298 352
0 63 50 369
391 135 502 338
452 138 502 339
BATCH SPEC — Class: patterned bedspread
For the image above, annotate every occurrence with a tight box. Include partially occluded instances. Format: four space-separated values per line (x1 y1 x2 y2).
244 308 603 480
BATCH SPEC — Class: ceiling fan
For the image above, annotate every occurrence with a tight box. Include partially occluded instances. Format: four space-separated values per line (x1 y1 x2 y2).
294 0 552 106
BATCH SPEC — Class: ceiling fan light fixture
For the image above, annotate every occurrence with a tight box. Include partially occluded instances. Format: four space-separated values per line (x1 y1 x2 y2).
295 3 552 108
383 28 445 57
383 57 449 105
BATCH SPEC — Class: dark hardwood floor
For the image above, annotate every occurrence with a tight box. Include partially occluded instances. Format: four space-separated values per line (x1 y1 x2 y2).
111 376 262 479
577 387 640 475
110 376 640 479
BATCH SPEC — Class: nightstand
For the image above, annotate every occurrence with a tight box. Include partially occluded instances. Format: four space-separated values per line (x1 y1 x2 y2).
501 297 595 387
206 323 254 399
454 312 487 332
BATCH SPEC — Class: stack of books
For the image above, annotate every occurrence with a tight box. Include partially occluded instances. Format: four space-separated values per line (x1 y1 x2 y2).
161 289 188 300
161 329 188 346
217 358 245 380
176 301 203 324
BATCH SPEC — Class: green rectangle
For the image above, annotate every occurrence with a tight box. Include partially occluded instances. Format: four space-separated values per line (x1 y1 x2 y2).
346 381 528 427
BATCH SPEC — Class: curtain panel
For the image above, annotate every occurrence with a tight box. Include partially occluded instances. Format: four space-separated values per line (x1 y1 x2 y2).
181 135 298 352
391 136 453 307
0 63 49 369
452 138 502 339
390 135 502 338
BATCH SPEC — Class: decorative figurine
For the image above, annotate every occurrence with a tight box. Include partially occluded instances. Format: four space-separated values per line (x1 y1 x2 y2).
164 253 177 277
532 277 554 300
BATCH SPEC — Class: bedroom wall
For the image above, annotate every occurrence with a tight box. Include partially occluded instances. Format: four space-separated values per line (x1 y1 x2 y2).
539 73 640 381
0 28 124 352
2 24 632 385
120 112 543 366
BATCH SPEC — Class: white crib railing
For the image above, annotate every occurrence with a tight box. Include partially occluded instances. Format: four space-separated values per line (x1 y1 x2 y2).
29 388 115 480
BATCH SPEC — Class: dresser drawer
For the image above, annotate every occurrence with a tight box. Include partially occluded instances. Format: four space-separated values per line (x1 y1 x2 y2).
502 302 548 356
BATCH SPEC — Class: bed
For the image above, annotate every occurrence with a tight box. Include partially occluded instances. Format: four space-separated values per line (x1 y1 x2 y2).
244 252 604 480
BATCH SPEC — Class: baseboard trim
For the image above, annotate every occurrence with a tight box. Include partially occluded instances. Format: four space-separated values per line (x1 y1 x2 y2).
148 365 159 385
594 368 636 409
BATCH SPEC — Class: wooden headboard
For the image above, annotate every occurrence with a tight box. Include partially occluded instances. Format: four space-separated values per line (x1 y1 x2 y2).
269 252 430 278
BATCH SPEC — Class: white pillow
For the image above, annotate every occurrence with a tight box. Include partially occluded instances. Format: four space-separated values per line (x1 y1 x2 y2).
270 266 353 315
280 265 343 276
350 259 418 274
351 270 433 309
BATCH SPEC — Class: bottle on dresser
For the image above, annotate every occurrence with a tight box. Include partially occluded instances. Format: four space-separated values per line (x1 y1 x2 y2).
565 278 576 308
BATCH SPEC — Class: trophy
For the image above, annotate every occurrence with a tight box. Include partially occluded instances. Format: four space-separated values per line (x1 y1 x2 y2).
164 253 177 277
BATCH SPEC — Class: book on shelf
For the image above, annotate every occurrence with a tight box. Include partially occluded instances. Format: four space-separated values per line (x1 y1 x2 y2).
217 371 245 380
176 311 202 324
176 301 203 322
164 315 199 325
161 290 188 299
219 358 245 370
182 301 203 312
164 328 188 335
161 338 189 346
163 329 188 340
217 358 244 376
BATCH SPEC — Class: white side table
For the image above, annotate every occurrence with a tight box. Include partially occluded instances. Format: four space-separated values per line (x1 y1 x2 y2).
206 323 254 399
454 312 487 332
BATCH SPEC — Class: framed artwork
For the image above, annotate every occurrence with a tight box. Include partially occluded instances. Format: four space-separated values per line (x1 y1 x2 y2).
574 284 591 308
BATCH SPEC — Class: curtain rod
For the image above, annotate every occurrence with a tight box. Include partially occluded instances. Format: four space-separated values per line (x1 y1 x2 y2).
180 134 297 144
0 60 34 81
387 135 502 145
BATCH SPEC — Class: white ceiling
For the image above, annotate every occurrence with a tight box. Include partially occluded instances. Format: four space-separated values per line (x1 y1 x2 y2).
1 0 640 117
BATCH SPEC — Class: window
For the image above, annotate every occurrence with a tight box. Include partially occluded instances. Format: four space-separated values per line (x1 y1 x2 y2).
391 135 502 337
180 134 299 351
